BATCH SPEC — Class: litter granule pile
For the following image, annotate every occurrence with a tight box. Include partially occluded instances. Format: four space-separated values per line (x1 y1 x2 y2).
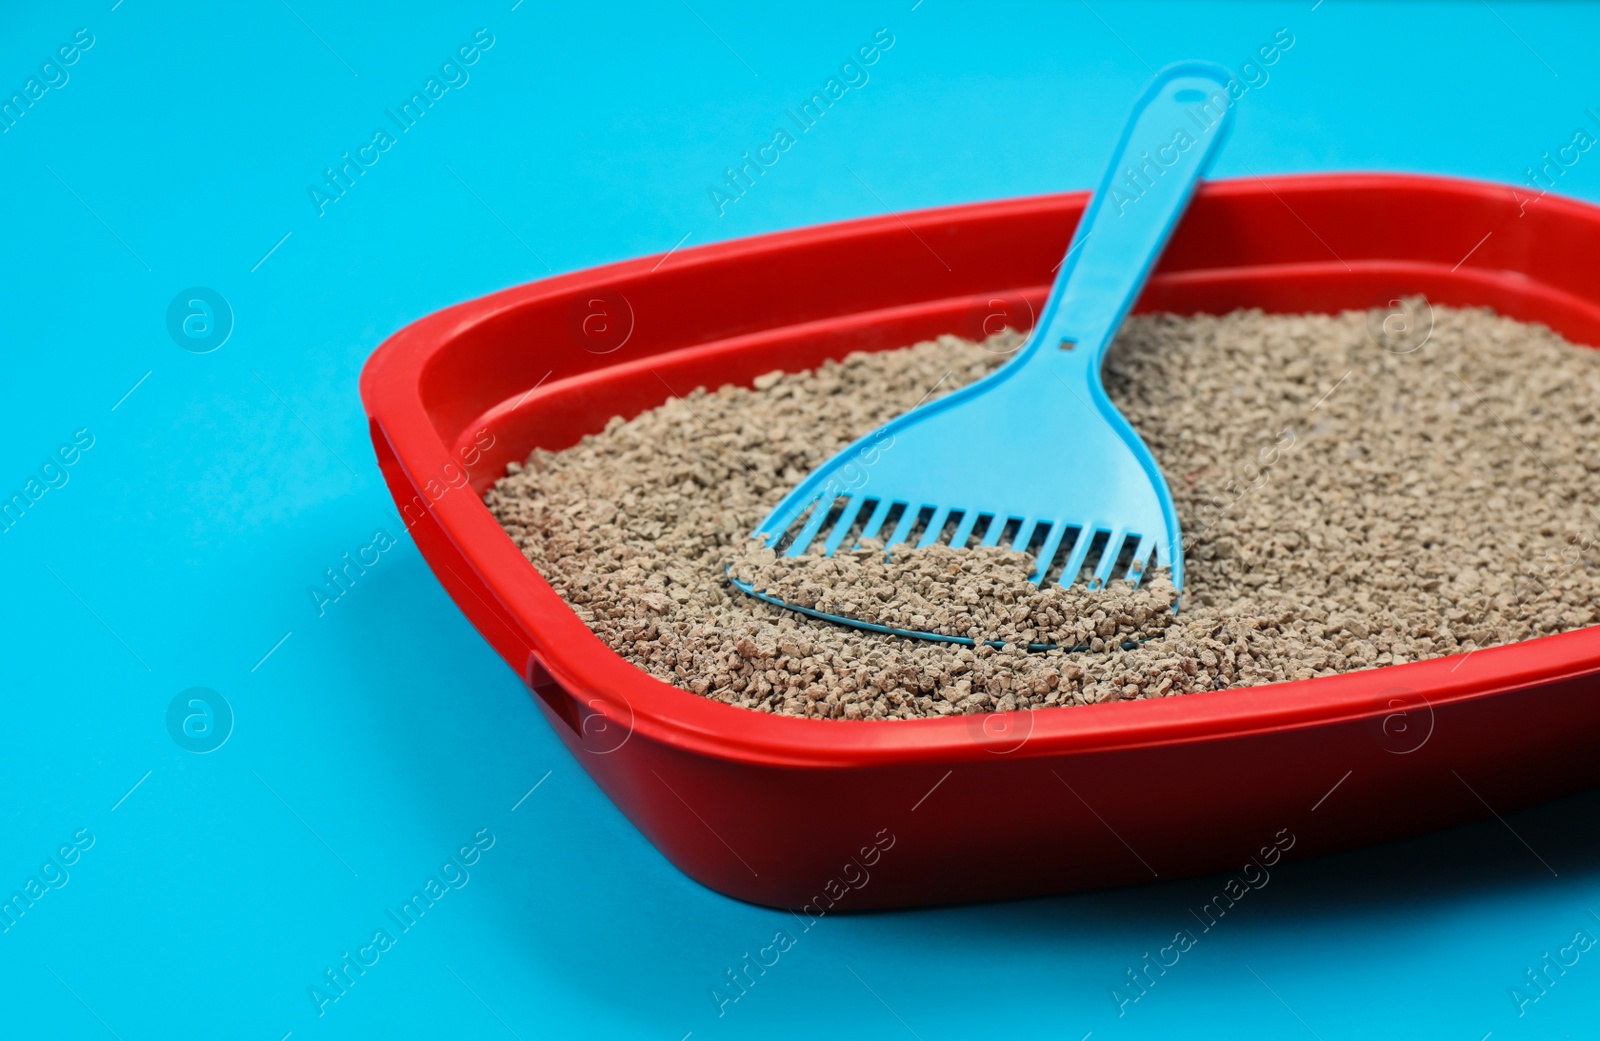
486 306 1600 719
730 541 1183 651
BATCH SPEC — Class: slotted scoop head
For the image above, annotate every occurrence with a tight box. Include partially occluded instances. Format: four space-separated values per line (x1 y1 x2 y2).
732 63 1235 638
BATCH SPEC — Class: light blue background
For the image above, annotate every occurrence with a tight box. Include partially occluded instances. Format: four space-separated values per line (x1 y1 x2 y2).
4 1 1599 1037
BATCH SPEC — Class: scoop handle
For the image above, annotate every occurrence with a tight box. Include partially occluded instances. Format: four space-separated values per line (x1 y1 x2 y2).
1023 62 1236 371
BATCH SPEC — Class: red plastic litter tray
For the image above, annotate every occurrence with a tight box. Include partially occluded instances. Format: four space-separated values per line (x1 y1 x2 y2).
360 174 1600 910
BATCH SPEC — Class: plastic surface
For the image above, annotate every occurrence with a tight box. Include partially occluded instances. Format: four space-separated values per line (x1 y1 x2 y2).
361 173 1600 910
738 64 1233 624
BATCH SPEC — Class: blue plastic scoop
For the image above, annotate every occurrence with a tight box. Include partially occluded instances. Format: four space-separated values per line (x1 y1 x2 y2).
732 62 1235 640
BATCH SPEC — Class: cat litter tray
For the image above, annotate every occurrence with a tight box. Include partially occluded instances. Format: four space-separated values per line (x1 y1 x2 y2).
361 173 1600 909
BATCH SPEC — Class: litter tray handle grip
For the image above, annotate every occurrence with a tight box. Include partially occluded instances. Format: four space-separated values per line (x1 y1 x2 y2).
1026 61 1236 373
525 651 638 756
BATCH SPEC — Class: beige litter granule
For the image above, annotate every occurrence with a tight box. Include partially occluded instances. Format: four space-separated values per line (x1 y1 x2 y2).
486 306 1600 720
